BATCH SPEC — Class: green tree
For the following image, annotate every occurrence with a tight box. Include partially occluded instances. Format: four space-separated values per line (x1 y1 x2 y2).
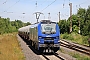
25 22 31 26
0 17 31 34
0 17 6 34
71 15 79 33
77 7 90 36
58 19 69 34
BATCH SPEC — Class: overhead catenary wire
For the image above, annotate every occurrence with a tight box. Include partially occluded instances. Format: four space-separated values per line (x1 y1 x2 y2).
41 0 56 12
77 0 89 8
79 0 89 5
72 0 89 9
71 0 89 14
4 0 20 12
0 0 8 5
0 0 90 23
33 0 57 22
0 0 9 7
40 0 47 6
2 0 8 4
63 0 65 8
31 1 37 12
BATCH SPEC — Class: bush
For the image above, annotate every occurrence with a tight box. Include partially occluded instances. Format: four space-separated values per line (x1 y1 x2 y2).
82 36 88 45
68 34 74 41
62 33 69 39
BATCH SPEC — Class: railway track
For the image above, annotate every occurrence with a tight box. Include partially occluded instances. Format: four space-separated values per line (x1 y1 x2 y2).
42 53 65 60
60 39 90 56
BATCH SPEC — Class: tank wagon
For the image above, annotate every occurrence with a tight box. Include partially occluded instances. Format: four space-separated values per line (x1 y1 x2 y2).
18 25 31 39
18 20 60 53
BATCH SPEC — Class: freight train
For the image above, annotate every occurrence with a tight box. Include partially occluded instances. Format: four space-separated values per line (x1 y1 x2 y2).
18 20 60 53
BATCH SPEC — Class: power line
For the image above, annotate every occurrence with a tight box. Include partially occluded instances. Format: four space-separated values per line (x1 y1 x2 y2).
36 1 37 8
2 0 8 4
4 0 20 12
41 0 56 12
77 0 89 8
79 0 89 5
0 0 8 5
63 0 65 8
0 0 9 7
73 0 89 8
71 0 89 13
0 11 31 15
40 0 47 6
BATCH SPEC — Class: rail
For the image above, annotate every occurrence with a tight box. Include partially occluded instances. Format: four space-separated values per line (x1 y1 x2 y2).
42 53 65 60
60 39 90 56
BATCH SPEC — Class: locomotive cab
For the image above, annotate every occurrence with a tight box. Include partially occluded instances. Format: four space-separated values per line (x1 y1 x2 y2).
38 20 60 53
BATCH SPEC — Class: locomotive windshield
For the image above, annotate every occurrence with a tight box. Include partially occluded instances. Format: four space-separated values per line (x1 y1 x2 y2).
41 23 56 34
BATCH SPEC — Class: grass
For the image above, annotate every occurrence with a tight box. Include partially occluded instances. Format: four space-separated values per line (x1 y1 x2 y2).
60 32 89 46
60 32 90 60
70 52 90 60
60 48 90 60
0 32 25 60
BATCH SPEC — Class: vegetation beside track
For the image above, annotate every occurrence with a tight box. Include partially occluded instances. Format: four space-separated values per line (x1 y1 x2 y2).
60 32 89 46
0 32 25 60
59 6 90 46
60 48 90 60
0 17 31 35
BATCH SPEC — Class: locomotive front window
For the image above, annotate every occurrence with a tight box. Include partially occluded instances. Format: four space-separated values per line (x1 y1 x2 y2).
44 25 52 31
41 23 56 34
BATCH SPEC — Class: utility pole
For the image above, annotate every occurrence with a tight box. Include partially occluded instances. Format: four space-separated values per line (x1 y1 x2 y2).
59 12 60 22
48 13 51 19
34 12 43 23
69 3 72 33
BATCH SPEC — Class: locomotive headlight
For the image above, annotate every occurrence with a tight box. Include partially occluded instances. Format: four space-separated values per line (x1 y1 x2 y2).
39 36 42 39
58 40 60 42
38 40 40 42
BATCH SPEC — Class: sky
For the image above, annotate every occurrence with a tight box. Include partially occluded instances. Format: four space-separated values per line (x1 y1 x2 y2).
0 0 90 23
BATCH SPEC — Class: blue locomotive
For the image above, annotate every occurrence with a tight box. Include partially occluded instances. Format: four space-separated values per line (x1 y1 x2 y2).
18 20 60 53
